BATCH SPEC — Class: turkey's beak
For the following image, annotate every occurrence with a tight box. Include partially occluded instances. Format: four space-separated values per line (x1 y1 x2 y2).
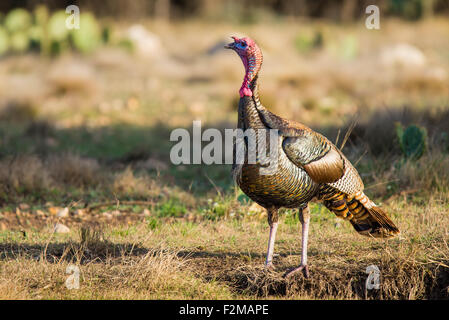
224 42 235 50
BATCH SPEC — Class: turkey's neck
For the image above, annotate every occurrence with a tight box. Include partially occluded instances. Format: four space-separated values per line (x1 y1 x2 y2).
238 76 266 130
239 56 254 97
250 76 262 108
239 48 262 97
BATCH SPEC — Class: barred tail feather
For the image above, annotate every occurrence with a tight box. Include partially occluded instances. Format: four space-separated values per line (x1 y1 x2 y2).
349 193 399 238
361 206 400 238
324 190 400 238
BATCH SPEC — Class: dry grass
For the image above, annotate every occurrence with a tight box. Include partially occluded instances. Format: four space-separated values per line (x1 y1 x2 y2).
0 154 103 199
1 197 448 299
0 249 231 299
47 154 102 188
0 225 233 299
0 155 54 195
112 167 160 198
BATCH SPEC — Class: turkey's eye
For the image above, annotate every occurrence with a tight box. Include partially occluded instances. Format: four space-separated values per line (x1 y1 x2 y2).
236 41 247 50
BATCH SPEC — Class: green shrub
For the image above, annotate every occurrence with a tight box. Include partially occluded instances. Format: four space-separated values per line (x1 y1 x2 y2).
155 199 187 218
9 31 29 53
0 26 9 55
395 123 428 160
294 30 323 54
4 8 32 33
71 13 101 53
48 10 70 42
34 5 49 26
28 25 43 49
340 35 358 60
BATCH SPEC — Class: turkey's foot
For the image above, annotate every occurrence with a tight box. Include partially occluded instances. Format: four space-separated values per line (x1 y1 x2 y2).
284 264 309 278
264 262 276 271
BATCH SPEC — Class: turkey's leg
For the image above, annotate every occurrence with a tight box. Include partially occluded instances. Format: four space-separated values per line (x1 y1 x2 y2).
265 207 279 269
285 204 310 278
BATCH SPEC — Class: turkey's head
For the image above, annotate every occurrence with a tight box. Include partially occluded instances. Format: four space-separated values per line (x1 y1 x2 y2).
225 36 263 97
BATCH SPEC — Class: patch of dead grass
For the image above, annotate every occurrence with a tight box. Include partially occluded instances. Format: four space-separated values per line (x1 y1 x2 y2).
0 225 233 299
47 153 103 188
112 166 161 198
0 155 53 195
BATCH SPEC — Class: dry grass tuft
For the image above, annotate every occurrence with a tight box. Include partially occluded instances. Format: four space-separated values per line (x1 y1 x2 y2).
47 153 102 188
0 155 53 195
220 265 288 297
0 101 38 122
0 154 104 199
350 106 449 156
112 166 161 198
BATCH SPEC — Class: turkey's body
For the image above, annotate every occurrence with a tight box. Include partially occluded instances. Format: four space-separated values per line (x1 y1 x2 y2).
233 92 319 209
225 36 399 278
238 149 318 208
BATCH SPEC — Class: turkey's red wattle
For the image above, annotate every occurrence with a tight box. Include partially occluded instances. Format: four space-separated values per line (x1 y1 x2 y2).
236 39 263 97
239 86 253 97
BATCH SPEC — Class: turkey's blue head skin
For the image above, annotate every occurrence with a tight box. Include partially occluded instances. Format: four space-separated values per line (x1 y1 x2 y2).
225 36 263 97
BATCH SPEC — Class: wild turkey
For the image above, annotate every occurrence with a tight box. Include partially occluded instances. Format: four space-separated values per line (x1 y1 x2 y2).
225 36 399 278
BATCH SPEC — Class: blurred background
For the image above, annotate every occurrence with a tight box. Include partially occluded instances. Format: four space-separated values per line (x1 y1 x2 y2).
0 0 448 227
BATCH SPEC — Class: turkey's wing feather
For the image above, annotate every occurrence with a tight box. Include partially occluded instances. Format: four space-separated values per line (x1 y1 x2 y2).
256 104 363 193
283 136 345 184
303 147 345 183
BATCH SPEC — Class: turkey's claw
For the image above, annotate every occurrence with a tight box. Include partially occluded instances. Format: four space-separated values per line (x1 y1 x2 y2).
284 264 309 279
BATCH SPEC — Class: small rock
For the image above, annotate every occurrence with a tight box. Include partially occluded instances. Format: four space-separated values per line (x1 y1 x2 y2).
184 213 195 222
380 43 426 68
57 207 69 218
54 223 70 234
19 203 30 210
126 24 163 57
111 210 121 217
249 202 264 213
36 210 46 216
74 209 85 217
48 207 61 216
102 212 113 219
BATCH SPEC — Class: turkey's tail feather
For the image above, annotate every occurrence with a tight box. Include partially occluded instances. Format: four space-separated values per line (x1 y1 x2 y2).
350 205 400 238
324 191 400 238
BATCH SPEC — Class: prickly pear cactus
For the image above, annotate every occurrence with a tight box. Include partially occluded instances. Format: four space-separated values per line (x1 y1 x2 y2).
34 5 49 26
4 8 32 33
0 26 9 55
71 13 101 53
48 10 70 42
395 123 427 160
0 7 116 55
28 25 43 48
10 31 30 53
